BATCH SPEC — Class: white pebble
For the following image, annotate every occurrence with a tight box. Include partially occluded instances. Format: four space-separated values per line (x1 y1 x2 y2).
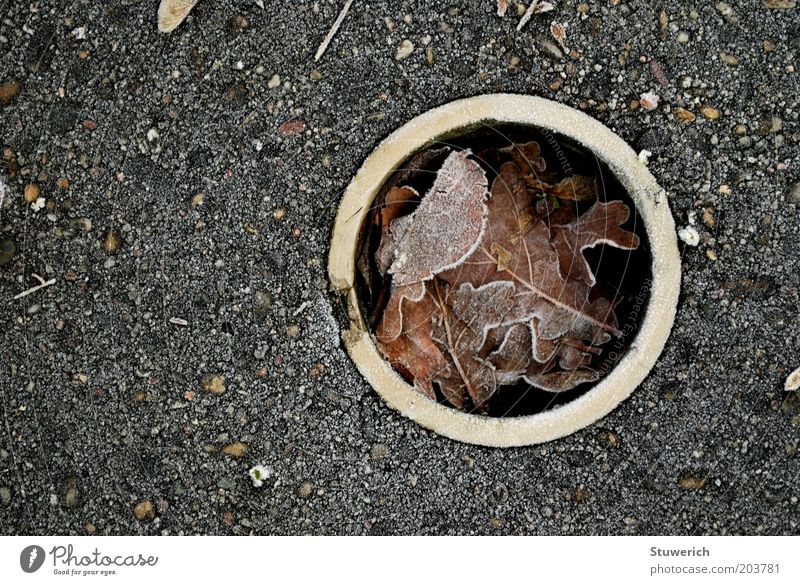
785 366 800 392
395 39 414 60
677 225 700 246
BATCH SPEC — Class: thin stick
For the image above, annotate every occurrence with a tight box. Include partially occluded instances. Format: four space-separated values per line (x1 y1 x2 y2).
314 0 354 62
517 1 554 32
13 276 56 300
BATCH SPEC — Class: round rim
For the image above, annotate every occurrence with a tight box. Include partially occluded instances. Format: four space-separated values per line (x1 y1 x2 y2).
328 94 680 447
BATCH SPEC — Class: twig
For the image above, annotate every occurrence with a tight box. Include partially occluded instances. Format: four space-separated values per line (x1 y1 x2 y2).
0 177 7 210
314 0 354 62
13 275 56 300
517 1 555 32
292 301 310 317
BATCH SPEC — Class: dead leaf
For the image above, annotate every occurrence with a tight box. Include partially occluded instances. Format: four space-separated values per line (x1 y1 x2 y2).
497 0 509 17
551 200 640 286
370 139 641 412
550 22 568 52
388 150 489 286
158 0 200 33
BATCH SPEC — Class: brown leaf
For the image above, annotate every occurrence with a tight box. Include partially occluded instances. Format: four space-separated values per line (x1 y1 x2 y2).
501 141 547 176
376 283 449 401
375 281 425 342
429 281 498 410
372 142 640 410
551 200 640 286
441 163 622 343
278 119 306 136
527 175 598 201
389 150 489 286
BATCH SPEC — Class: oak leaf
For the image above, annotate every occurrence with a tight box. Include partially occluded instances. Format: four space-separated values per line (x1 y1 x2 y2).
371 140 640 412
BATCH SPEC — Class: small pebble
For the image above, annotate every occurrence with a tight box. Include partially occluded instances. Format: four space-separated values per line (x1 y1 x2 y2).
673 107 695 122
24 183 40 203
639 92 659 110
787 182 800 204
278 119 305 136
395 39 414 60
202 374 226 395
679 476 708 490
370 443 389 460
0 240 15 266
719 52 739 66
678 225 700 246
133 500 155 521
222 442 248 458
785 366 800 392
700 105 720 120
103 228 121 254
298 482 313 498
0 81 21 105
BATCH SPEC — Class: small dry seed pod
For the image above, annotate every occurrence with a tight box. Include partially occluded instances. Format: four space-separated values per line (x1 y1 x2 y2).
158 0 200 33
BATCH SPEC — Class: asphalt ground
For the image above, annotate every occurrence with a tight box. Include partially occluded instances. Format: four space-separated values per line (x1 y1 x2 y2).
0 0 798 534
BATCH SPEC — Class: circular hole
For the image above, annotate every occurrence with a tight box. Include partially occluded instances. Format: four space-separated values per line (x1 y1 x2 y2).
354 124 652 417
329 94 680 446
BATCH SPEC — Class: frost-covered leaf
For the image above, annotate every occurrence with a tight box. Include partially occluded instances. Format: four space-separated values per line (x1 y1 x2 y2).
370 139 640 411
551 200 640 286
388 150 489 286
501 141 547 176
375 281 426 343
441 162 622 344
376 284 448 400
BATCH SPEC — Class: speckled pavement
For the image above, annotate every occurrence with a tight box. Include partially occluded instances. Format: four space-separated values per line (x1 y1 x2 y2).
0 0 798 535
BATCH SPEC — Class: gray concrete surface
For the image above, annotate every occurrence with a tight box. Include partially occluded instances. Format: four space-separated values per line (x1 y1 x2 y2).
0 0 798 535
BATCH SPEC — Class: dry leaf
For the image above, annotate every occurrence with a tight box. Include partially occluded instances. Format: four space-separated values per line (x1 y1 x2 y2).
388 150 489 287
550 200 640 286
497 0 509 17
550 22 568 52
158 0 200 33
370 139 640 412
517 1 556 32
